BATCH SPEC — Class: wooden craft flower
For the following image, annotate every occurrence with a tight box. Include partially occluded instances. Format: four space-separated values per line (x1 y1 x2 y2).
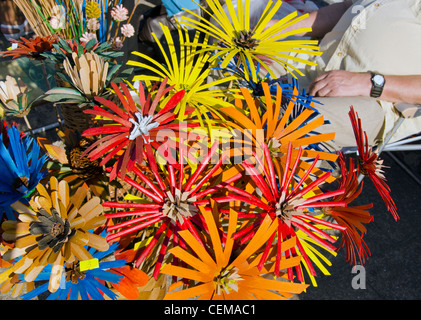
226 143 347 285
1 36 57 60
162 204 308 300
221 82 337 186
348 106 399 221
179 0 321 81
20 243 148 300
102 143 243 278
81 79 193 180
0 76 33 118
0 125 47 215
323 152 373 266
86 1 102 19
128 25 237 124
0 177 109 293
37 129 110 197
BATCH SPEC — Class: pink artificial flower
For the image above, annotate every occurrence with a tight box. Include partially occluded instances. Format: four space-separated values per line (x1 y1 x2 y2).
111 5 129 22
121 23 135 38
87 18 100 31
80 32 97 43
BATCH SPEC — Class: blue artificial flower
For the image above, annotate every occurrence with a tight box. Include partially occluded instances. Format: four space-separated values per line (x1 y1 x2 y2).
213 53 321 111
0 125 47 220
21 242 127 300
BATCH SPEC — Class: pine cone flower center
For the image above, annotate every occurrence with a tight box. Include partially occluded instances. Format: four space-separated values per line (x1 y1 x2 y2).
232 30 260 50
68 139 102 179
65 261 86 284
162 189 197 224
30 209 73 253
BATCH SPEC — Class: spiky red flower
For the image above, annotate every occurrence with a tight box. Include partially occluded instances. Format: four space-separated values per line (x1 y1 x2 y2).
2 36 57 60
82 79 196 180
218 142 347 282
348 106 398 221
324 152 373 266
102 142 243 279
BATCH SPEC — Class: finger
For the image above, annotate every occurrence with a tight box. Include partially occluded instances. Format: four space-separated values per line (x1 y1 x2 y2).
309 78 329 96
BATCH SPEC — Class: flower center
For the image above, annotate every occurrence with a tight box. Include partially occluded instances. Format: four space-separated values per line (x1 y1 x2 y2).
214 266 243 295
65 261 86 284
232 30 260 50
12 176 30 194
30 209 73 253
50 222 65 237
162 189 197 224
128 112 159 141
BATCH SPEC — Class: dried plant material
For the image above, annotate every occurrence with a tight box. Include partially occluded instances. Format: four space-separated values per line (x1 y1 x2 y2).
0 76 33 118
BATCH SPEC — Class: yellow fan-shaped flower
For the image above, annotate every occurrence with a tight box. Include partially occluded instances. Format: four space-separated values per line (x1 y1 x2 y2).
179 0 322 82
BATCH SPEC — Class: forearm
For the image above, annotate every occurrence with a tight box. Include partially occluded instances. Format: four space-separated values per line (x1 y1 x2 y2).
269 0 353 38
381 75 421 104
304 0 353 38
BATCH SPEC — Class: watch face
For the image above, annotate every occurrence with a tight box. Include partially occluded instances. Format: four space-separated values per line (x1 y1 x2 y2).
373 74 385 86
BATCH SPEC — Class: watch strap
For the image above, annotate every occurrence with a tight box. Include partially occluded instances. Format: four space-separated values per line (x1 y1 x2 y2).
370 72 385 98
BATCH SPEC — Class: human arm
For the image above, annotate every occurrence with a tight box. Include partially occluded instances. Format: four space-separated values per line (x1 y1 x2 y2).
265 0 353 39
308 70 421 104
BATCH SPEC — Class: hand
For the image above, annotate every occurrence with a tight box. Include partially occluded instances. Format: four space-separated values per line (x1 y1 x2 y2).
308 70 372 97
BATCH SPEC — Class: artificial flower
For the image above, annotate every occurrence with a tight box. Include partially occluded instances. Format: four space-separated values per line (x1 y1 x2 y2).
20 242 147 300
128 25 238 125
87 18 100 32
85 1 102 19
0 125 47 219
80 32 97 44
0 177 109 293
162 203 308 299
323 152 373 266
221 81 337 186
0 76 33 118
1 36 57 60
225 143 347 285
37 129 111 198
81 79 195 180
121 23 135 38
348 106 399 221
49 15 64 30
111 5 129 22
179 0 321 82
102 142 243 278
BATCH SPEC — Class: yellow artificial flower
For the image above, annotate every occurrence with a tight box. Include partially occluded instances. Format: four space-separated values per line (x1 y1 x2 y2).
85 1 102 19
128 24 238 127
179 0 322 82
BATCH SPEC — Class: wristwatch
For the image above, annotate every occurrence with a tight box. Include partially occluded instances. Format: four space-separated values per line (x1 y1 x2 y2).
370 72 385 98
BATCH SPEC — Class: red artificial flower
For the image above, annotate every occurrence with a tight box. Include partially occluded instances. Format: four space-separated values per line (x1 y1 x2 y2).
102 142 243 279
218 142 348 282
82 79 196 180
348 106 399 220
2 36 57 60
324 152 374 266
